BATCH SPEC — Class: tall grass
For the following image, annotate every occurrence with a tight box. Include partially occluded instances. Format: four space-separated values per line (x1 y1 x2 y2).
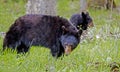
0 0 120 72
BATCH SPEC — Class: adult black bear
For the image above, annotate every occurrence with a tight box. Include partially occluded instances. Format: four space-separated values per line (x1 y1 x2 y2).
3 14 78 57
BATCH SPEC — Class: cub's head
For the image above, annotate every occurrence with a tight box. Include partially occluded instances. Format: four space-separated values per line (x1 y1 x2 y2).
81 12 94 30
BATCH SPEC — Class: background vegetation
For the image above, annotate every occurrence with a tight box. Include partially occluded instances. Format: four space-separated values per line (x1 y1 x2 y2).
0 0 120 72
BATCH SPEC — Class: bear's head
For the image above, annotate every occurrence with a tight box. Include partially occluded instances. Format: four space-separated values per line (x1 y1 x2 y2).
70 12 94 31
60 34 80 55
80 12 94 30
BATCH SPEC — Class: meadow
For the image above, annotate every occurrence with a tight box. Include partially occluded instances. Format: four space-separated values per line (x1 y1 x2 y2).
0 0 120 72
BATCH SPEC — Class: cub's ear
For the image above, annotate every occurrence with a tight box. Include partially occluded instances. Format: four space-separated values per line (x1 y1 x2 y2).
62 26 65 30
86 11 89 15
81 12 86 19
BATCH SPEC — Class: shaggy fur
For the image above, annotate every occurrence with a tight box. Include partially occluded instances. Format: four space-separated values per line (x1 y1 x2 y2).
59 12 93 55
70 12 94 30
3 14 78 57
60 33 80 55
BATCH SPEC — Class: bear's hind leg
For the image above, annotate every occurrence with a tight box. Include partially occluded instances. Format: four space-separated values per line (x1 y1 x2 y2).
17 42 30 53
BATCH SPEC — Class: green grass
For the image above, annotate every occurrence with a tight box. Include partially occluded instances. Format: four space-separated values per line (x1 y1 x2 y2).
0 0 26 32
0 0 120 72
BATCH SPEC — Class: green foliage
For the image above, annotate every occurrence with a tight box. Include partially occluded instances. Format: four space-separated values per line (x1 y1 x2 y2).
0 0 26 32
0 0 120 72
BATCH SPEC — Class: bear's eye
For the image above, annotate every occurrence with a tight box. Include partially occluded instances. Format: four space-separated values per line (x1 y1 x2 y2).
77 26 80 28
77 26 80 29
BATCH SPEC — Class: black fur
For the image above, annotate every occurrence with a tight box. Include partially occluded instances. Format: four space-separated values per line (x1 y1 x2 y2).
70 12 93 30
3 14 78 57
59 12 93 55
60 33 80 51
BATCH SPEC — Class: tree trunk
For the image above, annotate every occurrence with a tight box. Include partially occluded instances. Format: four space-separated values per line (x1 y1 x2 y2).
26 0 56 16
80 0 87 11
87 0 116 9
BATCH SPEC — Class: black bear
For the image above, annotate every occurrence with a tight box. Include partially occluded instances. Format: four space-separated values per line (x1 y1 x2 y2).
59 12 93 55
3 14 79 57
70 12 94 30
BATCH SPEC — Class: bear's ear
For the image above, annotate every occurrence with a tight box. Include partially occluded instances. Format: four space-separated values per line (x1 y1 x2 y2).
62 26 65 30
86 11 89 15
82 12 87 19
62 26 67 34
62 26 66 32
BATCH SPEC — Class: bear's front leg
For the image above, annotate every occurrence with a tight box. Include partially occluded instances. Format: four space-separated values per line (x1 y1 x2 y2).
50 39 64 58
50 45 61 57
